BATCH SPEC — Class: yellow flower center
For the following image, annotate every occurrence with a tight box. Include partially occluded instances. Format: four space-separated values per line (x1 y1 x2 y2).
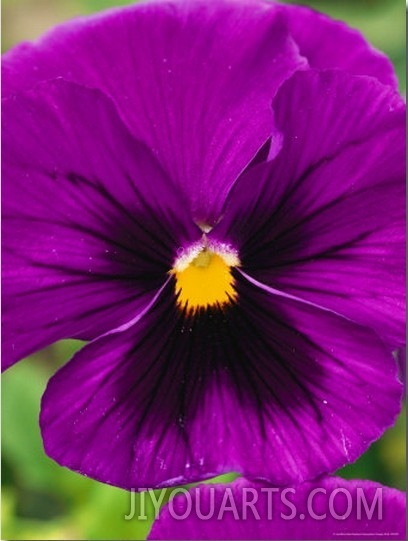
172 244 239 313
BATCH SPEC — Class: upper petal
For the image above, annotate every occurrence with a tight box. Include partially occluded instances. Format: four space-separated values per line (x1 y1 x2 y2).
211 69 406 346
2 0 306 223
2 79 201 368
280 2 398 87
149 476 406 540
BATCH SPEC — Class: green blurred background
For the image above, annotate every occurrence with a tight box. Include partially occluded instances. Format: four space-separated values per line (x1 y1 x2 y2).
1 0 406 539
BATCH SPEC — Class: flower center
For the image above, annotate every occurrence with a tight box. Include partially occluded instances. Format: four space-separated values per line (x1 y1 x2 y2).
172 242 239 313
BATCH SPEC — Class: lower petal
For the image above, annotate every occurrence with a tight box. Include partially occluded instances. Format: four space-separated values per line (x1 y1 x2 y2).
149 476 406 540
40 274 401 489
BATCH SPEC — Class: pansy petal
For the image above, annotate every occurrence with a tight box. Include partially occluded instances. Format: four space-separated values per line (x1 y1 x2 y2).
397 348 406 390
40 272 401 489
2 79 201 368
281 3 398 87
211 69 405 346
2 0 306 223
149 477 406 540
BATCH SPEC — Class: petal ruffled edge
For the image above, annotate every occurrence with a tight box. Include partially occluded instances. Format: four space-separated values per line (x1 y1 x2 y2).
279 2 398 87
149 476 406 540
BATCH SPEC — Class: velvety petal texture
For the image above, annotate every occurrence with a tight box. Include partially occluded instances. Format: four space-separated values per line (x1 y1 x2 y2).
149 476 406 540
40 272 401 489
212 69 405 346
2 0 307 224
2 79 201 368
280 3 398 87
397 348 406 390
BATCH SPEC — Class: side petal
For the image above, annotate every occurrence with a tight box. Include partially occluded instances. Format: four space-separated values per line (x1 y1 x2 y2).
149 476 406 540
397 348 406 391
211 70 405 346
40 273 401 489
2 0 306 223
281 3 398 87
2 79 201 368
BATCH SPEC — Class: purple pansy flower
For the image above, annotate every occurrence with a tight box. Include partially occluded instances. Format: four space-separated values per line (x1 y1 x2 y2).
148 476 406 540
2 0 405 490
